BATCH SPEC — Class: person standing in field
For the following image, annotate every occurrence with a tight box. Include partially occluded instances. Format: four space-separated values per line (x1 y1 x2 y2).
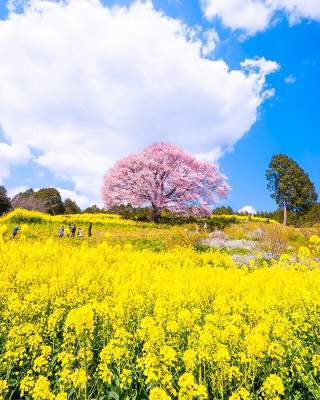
71 224 76 237
78 227 83 238
58 225 64 237
88 222 92 237
11 225 20 239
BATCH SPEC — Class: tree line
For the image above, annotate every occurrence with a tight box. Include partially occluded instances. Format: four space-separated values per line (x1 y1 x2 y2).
213 154 319 226
0 187 104 216
102 147 319 226
0 150 318 226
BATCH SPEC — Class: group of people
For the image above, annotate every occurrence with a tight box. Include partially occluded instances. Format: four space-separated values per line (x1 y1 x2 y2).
58 222 92 238
9 222 93 240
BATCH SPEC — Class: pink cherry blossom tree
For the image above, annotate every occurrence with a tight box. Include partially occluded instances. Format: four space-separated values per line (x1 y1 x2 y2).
102 143 229 222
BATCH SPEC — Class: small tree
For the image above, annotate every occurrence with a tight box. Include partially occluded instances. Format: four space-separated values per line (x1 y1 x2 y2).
11 187 65 215
212 206 234 215
266 154 317 225
64 198 81 214
11 192 47 212
0 186 11 215
102 143 229 222
83 205 105 214
34 188 65 215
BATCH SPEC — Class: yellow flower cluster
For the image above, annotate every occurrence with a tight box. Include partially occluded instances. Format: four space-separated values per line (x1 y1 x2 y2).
210 214 278 224
0 216 319 399
0 208 133 225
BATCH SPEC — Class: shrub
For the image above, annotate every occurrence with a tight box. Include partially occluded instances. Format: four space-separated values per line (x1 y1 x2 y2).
256 224 293 257
0 208 49 224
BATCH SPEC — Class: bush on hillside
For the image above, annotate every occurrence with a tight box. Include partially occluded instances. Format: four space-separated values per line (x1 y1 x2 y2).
212 206 234 215
1 208 49 224
64 198 81 214
299 203 320 226
256 224 297 258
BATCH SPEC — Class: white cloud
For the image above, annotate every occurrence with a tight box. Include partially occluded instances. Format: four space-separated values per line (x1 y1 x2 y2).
196 147 224 162
201 0 320 35
201 28 219 56
241 57 280 75
0 0 278 203
285 74 296 84
0 143 30 183
238 205 257 214
7 185 29 198
57 188 93 209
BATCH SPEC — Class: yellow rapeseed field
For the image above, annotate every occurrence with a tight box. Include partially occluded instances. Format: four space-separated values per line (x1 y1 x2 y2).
210 214 278 224
0 211 320 400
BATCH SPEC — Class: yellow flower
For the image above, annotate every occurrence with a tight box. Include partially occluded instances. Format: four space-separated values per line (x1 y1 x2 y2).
229 387 250 400
0 380 8 397
267 342 285 361
70 368 88 390
99 365 113 385
178 373 207 400
298 246 311 258
20 374 35 397
245 332 268 357
312 355 320 376
58 352 74 368
309 235 320 245
65 305 94 336
55 393 68 400
160 345 177 366
149 387 172 400
261 374 284 400
167 320 179 333
120 368 132 389
214 345 230 363
183 349 197 371
33 376 53 400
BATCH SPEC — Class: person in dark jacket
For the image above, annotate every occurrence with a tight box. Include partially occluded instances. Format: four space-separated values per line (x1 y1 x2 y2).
88 222 92 237
71 224 76 237
12 225 20 239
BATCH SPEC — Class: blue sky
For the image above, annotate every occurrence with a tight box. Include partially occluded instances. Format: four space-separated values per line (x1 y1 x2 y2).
129 0 320 211
0 0 319 210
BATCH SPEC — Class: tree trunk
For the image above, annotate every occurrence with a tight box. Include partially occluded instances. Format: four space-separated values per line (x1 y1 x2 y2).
283 204 287 225
152 206 161 223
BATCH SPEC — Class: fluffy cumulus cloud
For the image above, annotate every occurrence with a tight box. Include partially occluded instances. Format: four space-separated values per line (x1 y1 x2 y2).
0 143 30 183
7 185 29 199
201 0 320 35
57 188 92 209
0 0 278 203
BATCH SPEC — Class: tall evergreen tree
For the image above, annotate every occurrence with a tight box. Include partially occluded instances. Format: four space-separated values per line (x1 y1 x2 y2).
0 186 11 215
266 154 317 225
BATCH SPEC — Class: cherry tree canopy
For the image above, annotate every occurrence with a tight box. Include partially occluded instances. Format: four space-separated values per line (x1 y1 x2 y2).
102 144 229 221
